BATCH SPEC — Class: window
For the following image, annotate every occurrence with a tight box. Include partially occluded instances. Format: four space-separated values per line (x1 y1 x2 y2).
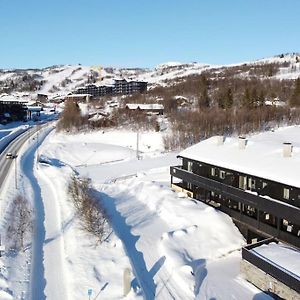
283 188 290 200
239 176 247 189
219 170 226 179
187 161 193 172
262 182 267 188
248 178 256 190
211 167 216 177
283 219 289 226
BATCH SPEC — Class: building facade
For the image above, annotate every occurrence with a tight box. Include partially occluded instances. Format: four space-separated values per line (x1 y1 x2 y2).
0 100 27 123
170 134 300 249
75 79 147 97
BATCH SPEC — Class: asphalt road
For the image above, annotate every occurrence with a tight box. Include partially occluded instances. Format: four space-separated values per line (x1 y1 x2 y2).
0 128 34 190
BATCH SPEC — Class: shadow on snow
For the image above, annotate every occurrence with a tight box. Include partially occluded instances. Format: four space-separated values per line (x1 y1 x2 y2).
97 191 165 300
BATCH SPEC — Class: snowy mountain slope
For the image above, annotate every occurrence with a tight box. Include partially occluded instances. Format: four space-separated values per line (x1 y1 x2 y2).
1 53 299 99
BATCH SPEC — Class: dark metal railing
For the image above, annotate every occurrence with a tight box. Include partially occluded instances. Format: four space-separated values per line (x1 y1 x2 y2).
170 166 300 225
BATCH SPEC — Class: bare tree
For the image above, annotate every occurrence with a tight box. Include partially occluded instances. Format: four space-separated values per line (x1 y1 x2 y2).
68 175 109 244
7 195 32 251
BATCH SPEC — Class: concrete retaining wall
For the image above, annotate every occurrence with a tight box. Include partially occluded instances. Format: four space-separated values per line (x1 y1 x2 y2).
241 260 299 299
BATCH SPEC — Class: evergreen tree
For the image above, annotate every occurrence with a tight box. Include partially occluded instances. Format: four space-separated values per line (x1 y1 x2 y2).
242 88 252 108
224 88 233 109
251 88 258 107
198 74 210 108
258 90 265 107
290 78 300 107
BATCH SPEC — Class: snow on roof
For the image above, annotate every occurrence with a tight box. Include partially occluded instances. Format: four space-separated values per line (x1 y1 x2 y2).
88 113 104 122
66 94 92 97
251 242 300 279
126 103 164 110
265 99 286 107
27 106 42 112
179 126 300 188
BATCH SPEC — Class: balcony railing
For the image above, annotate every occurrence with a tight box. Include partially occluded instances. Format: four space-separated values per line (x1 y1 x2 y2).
170 166 300 225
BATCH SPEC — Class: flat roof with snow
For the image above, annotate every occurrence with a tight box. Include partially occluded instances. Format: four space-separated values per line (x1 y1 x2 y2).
66 94 92 97
179 126 300 188
250 242 300 279
126 103 164 110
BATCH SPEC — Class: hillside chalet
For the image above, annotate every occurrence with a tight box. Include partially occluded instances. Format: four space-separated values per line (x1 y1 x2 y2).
125 103 164 115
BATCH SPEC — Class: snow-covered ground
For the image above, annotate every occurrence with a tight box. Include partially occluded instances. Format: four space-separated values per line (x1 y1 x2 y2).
0 124 275 299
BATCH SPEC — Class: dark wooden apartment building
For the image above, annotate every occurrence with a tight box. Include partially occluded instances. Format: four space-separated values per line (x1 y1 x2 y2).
170 132 300 249
0 100 27 123
76 79 147 97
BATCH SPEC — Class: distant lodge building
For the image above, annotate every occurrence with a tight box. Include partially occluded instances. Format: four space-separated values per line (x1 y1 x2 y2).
37 93 48 102
75 79 147 97
26 105 42 120
125 103 164 115
0 100 27 122
65 94 92 102
170 130 300 297
0 98 43 123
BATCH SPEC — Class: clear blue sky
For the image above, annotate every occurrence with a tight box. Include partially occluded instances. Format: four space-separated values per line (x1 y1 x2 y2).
0 0 299 69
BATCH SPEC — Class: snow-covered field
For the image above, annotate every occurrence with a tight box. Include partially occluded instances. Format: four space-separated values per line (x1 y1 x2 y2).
0 124 275 299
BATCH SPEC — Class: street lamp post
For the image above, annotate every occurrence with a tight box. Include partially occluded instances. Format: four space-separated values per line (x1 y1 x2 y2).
14 153 17 190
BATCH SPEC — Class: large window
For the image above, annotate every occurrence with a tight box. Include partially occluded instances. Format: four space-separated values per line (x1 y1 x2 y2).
211 167 216 177
248 178 256 190
283 187 290 200
239 176 247 190
219 170 226 179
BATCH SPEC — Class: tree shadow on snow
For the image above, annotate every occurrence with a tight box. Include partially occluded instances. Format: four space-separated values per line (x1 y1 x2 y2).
96 191 165 300
44 215 74 245
192 258 208 296
253 291 279 300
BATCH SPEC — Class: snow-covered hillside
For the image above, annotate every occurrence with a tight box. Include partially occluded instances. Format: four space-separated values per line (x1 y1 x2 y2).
0 123 275 299
1 53 299 101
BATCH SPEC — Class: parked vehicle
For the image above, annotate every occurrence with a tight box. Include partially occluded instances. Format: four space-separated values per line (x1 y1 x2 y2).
5 152 16 159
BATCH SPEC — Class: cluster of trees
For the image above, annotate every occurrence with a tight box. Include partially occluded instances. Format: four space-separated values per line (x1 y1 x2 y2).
57 98 159 132
68 176 109 244
56 60 300 151
290 78 300 107
163 106 300 150
56 100 87 132
6 195 32 251
0 73 44 93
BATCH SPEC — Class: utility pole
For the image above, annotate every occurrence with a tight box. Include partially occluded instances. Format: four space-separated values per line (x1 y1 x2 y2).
36 125 39 166
136 130 140 160
14 153 17 190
